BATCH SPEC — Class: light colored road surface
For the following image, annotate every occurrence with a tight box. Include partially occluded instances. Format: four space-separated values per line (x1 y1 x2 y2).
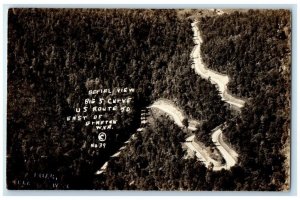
211 129 238 169
97 18 244 174
150 99 237 171
149 19 245 171
191 21 245 109
149 99 199 131
185 135 221 169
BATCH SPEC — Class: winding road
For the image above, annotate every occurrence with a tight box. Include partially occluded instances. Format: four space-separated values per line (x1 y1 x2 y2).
96 18 245 174
149 99 199 131
149 20 244 171
150 99 237 171
191 21 245 109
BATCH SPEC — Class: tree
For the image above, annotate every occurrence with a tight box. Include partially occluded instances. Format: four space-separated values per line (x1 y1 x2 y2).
182 118 189 128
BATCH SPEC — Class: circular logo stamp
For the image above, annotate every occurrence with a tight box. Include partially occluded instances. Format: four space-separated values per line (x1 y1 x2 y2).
98 132 107 142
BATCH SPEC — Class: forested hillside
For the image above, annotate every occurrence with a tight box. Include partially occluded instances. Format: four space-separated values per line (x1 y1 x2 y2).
7 9 290 190
94 116 242 191
199 9 291 190
7 9 227 189
199 10 290 98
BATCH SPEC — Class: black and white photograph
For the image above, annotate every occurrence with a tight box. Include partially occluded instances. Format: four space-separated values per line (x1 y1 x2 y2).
6 7 291 191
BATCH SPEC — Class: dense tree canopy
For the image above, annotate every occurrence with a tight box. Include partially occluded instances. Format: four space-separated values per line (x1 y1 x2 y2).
7 8 227 189
7 9 290 191
198 9 290 190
